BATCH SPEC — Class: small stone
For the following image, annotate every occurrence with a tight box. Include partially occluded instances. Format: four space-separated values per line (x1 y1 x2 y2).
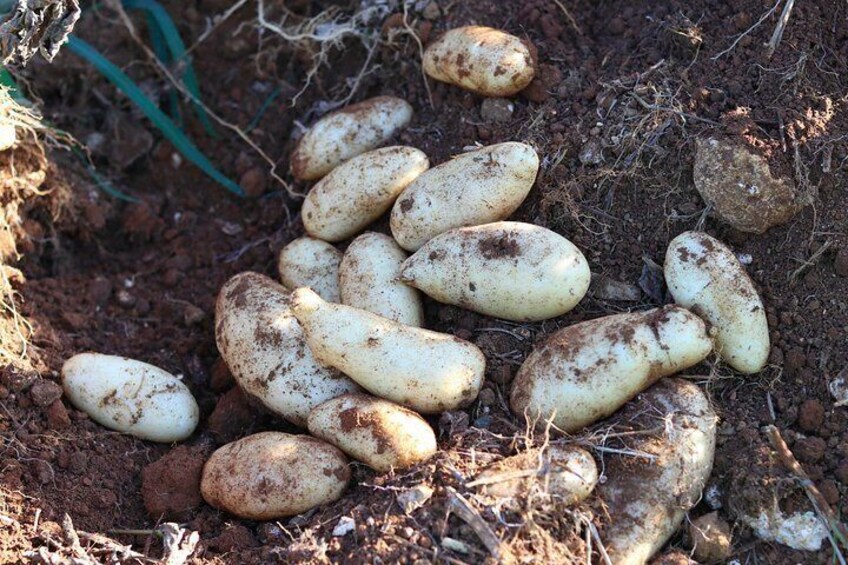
87 277 113 306
421 1 440 20
439 410 469 435
579 139 604 165
480 98 514 123
688 512 732 562
797 399 824 432
29 380 63 407
1 368 35 392
115 289 136 308
478 388 496 406
239 167 268 197
45 400 71 430
183 304 206 327
332 516 356 536
396 484 434 514
793 436 826 463
693 138 800 233
589 274 641 301
835 248 848 277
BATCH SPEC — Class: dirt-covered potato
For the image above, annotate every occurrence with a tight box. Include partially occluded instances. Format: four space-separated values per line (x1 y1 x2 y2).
290 96 413 181
510 306 713 432
422 26 535 96
598 379 717 564
214 272 358 427
473 445 598 504
390 142 539 251
302 147 429 242
200 432 350 520
664 231 769 374
277 236 342 302
340 232 424 326
399 221 590 321
307 393 436 472
61 353 199 443
291 287 485 413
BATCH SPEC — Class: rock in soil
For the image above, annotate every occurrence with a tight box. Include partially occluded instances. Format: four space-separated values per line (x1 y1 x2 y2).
480 98 514 123
688 512 732 562
693 137 800 233
29 379 62 407
141 444 208 521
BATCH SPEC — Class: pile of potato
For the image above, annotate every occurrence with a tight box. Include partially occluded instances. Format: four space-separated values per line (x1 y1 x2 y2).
57 25 773 564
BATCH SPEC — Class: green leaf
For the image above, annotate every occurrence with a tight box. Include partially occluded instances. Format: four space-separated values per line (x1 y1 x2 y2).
67 36 244 197
123 0 217 137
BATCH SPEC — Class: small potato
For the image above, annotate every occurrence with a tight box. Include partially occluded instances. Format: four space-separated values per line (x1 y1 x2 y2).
278 237 342 302
664 231 769 374
303 147 430 242
307 393 437 472
423 26 535 96
340 232 424 326
291 287 485 413
291 96 413 181
215 272 358 427
62 353 198 443
598 379 717 565
391 142 539 251
473 445 598 505
200 432 349 520
510 306 713 432
400 222 590 321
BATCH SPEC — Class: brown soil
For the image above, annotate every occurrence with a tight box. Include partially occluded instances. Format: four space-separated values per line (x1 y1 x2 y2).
1 0 847 563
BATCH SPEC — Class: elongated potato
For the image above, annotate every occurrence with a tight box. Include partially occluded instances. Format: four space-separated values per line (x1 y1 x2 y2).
473 445 598 504
598 379 717 565
400 222 590 321
278 237 342 302
62 353 199 443
215 272 358 427
510 306 713 432
303 147 430 242
291 287 485 413
390 142 539 251
423 26 535 96
340 232 424 326
291 96 413 181
308 393 437 472
664 231 769 374
200 432 350 520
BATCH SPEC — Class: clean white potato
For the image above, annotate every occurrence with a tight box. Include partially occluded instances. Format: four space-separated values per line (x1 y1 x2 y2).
303 147 430 242
664 231 769 374
510 306 713 432
473 445 598 504
340 232 424 326
400 222 590 321
307 393 437 472
291 287 485 413
390 142 539 251
290 96 413 181
598 379 717 565
278 237 342 302
200 432 349 520
422 26 535 96
62 353 198 443
215 272 358 427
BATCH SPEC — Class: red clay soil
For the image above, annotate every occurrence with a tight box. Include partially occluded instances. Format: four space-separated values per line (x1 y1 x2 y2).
1 0 847 563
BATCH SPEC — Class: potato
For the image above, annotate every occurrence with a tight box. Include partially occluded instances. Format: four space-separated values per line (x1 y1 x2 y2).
598 379 717 565
340 232 424 326
390 142 539 251
473 445 597 504
61 353 198 443
307 393 437 472
422 26 535 96
290 96 413 181
510 306 713 432
200 432 349 520
302 147 430 242
215 272 358 427
278 237 342 302
664 231 769 374
291 287 485 413
399 221 590 321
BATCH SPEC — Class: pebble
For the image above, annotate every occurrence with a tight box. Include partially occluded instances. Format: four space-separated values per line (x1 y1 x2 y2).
29 380 63 407
239 167 268 197
115 289 136 308
183 304 206 327
689 512 732 562
480 98 514 123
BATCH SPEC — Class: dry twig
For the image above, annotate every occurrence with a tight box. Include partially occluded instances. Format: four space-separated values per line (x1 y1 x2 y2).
445 487 504 560
766 0 795 59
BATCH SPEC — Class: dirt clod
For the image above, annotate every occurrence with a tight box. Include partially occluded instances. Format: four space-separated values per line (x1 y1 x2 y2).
793 436 827 464
797 399 825 432
208 387 256 444
141 444 208 521
29 379 62 407
689 512 732 562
